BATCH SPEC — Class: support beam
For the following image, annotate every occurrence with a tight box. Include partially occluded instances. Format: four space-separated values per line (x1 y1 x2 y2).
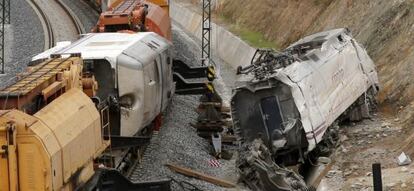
201 0 211 66
4 0 9 24
0 0 9 74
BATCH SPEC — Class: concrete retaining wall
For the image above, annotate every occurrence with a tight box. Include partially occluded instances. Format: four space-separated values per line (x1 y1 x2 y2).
170 1 256 69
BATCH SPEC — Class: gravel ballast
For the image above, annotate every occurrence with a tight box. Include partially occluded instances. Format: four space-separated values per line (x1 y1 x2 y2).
129 23 244 190
0 0 44 87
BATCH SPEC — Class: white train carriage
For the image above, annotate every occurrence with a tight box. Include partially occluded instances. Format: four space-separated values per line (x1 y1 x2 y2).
232 28 379 164
33 32 174 137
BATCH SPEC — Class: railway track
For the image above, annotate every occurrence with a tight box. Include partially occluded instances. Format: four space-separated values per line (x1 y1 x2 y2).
127 131 160 181
26 0 85 50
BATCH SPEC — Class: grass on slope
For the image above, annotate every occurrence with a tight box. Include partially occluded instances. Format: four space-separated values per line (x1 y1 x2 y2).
233 26 278 49
218 15 278 49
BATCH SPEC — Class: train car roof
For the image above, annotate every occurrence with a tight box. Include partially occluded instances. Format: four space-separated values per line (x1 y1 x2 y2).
32 32 170 69
277 28 354 82
286 28 349 49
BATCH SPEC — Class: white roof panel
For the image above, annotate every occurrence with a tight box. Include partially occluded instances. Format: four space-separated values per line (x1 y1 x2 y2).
56 33 149 59
32 32 170 68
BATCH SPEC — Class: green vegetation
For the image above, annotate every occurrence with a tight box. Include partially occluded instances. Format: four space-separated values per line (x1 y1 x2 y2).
217 14 278 49
233 27 278 49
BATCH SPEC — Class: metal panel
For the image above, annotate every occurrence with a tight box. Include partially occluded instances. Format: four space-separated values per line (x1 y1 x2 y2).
117 57 145 136
17 143 46 191
0 122 11 191
34 89 104 183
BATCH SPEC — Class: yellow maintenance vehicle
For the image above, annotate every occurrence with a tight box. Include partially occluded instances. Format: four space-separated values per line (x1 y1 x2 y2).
0 55 107 190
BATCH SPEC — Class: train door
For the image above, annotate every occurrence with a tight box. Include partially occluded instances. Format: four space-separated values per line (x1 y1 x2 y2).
142 60 161 126
0 123 18 191
0 124 11 190
260 96 284 145
155 55 163 113
117 57 145 136
84 59 121 135
159 50 173 111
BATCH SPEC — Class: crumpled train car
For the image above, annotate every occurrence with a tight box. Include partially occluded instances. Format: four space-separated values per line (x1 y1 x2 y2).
232 28 379 165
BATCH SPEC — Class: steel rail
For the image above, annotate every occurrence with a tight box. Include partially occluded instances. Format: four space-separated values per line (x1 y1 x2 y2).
27 0 55 50
27 0 85 51
55 0 86 34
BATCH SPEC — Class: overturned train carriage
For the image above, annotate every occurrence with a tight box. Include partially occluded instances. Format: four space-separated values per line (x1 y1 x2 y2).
33 32 174 138
232 28 379 165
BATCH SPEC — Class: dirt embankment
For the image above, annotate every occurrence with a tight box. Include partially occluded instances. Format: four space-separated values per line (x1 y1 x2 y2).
219 0 414 121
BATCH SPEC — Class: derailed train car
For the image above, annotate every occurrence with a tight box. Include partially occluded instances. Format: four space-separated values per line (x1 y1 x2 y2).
33 32 174 138
233 28 379 188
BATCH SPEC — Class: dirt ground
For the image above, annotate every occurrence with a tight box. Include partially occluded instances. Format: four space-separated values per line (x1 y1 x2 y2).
319 113 414 190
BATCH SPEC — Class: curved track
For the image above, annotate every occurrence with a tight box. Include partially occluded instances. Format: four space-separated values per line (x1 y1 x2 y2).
26 0 84 50
56 0 85 35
